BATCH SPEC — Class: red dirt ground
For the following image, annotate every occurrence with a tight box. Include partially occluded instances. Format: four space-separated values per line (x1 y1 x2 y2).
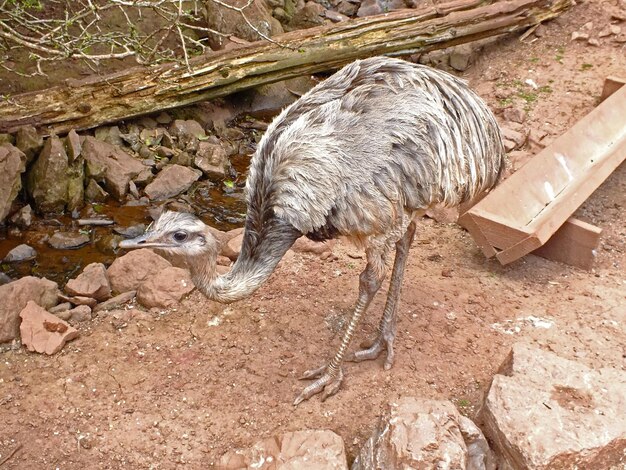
1 0 625 467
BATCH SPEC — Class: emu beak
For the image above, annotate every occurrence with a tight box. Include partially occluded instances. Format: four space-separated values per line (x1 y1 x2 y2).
118 233 150 249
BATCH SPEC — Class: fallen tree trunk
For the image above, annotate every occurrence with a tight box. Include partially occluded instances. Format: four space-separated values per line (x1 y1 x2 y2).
0 0 573 135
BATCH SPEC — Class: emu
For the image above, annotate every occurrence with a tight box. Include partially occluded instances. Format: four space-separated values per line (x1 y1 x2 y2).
120 56 505 405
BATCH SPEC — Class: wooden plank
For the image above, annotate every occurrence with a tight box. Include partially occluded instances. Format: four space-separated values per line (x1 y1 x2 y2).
600 76 626 102
533 218 602 270
457 212 498 258
495 235 542 265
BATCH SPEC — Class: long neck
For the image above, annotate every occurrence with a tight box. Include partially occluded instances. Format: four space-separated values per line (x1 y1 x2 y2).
191 216 301 304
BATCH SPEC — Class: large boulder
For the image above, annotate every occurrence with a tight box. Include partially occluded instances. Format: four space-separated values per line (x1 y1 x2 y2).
26 136 71 214
82 136 145 200
353 398 494 470
19 301 79 354
0 144 26 223
65 262 112 301
479 343 626 469
219 429 348 469
0 276 59 343
136 267 194 309
14 125 43 164
107 249 171 294
143 164 201 201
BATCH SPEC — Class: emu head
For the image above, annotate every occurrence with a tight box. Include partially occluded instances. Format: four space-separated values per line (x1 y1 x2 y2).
119 210 218 259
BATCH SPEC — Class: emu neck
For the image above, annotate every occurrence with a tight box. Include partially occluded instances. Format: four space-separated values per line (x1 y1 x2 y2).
190 218 301 304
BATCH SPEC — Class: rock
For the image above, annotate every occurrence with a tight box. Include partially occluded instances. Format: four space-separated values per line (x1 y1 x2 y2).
290 1 325 29
508 150 533 171
114 224 146 238
82 136 145 200
357 0 406 16
136 267 194 309
65 262 111 301
19 301 79 354
353 398 494 470
67 305 92 324
324 9 349 21
107 248 172 293
26 135 72 214
85 179 109 202
292 237 335 255
500 127 527 150
0 276 59 343
0 133 14 145
3 244 37 262
169 119 206 143
15 125 43 164
48 232 90 250
94 126 124 147
449 44 477 72
65 129 82 162
49 302 71 314
224 233 244 261
155 112 172 125
143 164 201 201
204 0 282 49
571 31 590 41
0 144 27 223
336 0 358 16
479 343 626 470
0 273 13 286
9 204 33 228
194 142 229 177
219 429 348 469
503 106 527 124
65 296 98 308
93 291 137 314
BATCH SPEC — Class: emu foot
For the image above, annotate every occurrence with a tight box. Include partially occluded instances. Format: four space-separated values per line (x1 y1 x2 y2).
293 364 344 406
346 331 396 370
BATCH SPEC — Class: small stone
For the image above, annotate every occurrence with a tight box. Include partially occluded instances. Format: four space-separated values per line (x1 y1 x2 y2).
587 38 600 46
85 179 109 203
48 232 90 250
107 249 172 294
324 10 348 21
3 244 37 262
65 262 111 301
571 31 590 41
67 305 92 324
49 302 72 314
9 205 32 228
143 165 201 201
503 106 527 124
137 267 194 309
449 44 477 72
19 301 79 354
93 291 137 314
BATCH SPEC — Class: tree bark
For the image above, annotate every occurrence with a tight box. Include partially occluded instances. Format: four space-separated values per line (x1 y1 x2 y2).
0 0 573 135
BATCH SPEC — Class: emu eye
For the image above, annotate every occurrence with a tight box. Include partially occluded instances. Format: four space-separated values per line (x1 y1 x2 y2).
173 231 188 242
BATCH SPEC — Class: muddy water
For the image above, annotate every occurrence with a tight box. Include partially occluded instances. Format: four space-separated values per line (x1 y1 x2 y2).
0 155 251 286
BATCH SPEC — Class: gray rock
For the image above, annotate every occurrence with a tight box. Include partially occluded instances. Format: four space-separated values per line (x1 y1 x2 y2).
324 9 349 21
67 305 92 324
93 291 137 314
3 244 37 262
356 0 405 16
10 204 33 228
49 302 72 314
353 398 495 470
143 164 201 201
0 144 26 223
65 262 111 301
450 44 478 72
0 273 12 286
169 119 206 143
219 429 348 469
0 276 59 343
114 224 147 238
26 136 71 214
503 106 527 124
48 232 90 250
85 179 109 202
107 248 172 294
15 125 43 164
290 1 325 29
336 0 358 16
94 126 124 147
137 267 194 309
82 136 145 200
194 142 228 177
479 343 626 470
65 129 82 162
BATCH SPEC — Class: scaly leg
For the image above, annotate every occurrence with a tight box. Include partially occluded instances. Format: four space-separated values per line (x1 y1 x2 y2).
294 252 385 406
346 220 416 370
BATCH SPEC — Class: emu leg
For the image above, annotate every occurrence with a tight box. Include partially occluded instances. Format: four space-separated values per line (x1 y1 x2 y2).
346 220 416 369
294 257 384 406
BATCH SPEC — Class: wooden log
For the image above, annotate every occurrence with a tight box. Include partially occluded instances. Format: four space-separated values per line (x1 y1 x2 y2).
0 0 573 136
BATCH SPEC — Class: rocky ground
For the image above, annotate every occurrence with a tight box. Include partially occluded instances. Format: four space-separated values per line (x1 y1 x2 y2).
0 0 625 468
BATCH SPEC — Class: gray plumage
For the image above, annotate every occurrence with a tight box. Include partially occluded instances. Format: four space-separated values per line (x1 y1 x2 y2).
120 56 505 405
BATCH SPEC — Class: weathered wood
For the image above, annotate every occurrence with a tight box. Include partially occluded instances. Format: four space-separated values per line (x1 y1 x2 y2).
460 79 626 268
533 218 602 270
0 0 573 135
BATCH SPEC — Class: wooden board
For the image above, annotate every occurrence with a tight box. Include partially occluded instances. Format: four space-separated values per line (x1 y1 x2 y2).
600 76 626 102
533 218 602 270
460 77 626 268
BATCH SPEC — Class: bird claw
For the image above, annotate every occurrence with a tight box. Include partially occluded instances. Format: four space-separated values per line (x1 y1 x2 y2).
346 333 395 370
293 365 344 406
